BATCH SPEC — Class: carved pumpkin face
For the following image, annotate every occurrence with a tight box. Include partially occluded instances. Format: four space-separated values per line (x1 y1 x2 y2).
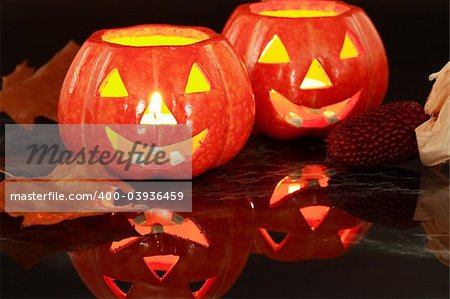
59 25 255 177
223 0 388 139
252 165 370 261
69 199 253 298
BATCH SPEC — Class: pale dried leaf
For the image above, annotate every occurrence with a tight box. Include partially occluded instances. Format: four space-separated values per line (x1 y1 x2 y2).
415 62 450 166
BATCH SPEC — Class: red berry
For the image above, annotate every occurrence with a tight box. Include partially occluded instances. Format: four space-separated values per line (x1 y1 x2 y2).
326 101 429 167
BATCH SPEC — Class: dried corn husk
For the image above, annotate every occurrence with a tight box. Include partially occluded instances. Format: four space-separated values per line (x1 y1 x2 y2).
415 62 450 166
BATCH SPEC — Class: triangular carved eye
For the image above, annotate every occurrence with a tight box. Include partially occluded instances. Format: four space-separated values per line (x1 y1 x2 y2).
185 63 211 94
98 68 129 97
143 255 180 282
340 32 361 59
258 35 290 64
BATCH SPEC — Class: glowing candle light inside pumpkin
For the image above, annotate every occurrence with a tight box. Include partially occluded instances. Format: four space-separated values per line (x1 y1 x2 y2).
223 0 388 140
288 183 302 194
59 24 255 178
140 92 178 125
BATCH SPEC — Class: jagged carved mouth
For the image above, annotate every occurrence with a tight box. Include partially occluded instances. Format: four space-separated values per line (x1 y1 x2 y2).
269 89 362 128
105 126 209 167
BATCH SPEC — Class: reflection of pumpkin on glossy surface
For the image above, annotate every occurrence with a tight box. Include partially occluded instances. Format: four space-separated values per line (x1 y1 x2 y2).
69 199 253 298
59 24 255 178
252 165 370 262
223 0 388 139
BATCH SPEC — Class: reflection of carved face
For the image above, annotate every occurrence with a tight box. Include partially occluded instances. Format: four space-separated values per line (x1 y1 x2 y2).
252 165 370 262
59 25 255 177
99 213 216 298
223 0 388 139
70 200 254 298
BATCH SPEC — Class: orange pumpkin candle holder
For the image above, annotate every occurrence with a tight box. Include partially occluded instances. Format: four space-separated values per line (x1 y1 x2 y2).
223 0 388 140
59 25 255 177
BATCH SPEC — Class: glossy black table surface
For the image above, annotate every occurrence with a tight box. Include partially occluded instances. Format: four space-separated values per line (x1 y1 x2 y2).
1 136 448 298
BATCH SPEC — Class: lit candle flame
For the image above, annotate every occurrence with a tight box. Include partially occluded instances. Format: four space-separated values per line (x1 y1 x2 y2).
140 92 178 125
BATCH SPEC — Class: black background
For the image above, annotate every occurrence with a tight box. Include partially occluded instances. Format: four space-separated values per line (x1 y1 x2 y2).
1 0 449 298
1 0 449 104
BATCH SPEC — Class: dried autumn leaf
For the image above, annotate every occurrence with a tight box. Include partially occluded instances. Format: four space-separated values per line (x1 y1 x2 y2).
1 163 134 227
0 41 80 126
2 61 35 90
1 213 137 269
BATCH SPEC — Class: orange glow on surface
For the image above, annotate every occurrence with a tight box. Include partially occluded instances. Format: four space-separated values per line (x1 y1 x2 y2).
301 165 330 187
338 224 362 248
163 217 210 248
269 165 329 208
258 228 289 252
143 255 180 281
133 224 153 236
128 214 210 248
110 213 209 255
299 206 331 231
110 236 140 253
288 183 302 194
269 176 305 207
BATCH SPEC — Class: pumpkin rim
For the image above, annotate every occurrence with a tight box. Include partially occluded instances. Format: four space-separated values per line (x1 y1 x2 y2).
246 0 361 20
89 24 222 49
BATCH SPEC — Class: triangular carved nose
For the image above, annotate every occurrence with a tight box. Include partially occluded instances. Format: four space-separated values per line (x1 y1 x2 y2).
300 59 332 90
140 92 178 125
